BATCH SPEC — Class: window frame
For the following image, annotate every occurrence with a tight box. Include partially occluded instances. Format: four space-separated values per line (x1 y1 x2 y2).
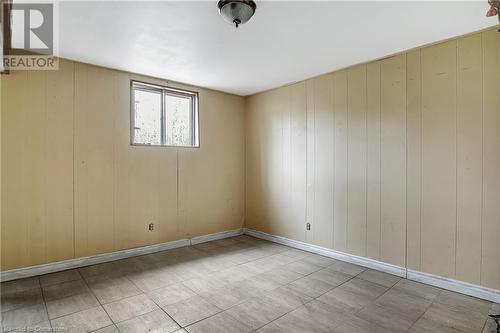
130 80 200 148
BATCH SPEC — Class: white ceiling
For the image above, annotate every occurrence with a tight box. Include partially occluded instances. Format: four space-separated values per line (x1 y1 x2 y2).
58 1 497 96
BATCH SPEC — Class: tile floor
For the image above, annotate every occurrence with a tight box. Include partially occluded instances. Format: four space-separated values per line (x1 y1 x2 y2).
1 235 498 332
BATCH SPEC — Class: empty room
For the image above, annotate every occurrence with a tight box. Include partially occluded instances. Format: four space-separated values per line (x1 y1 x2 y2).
0 0 499 332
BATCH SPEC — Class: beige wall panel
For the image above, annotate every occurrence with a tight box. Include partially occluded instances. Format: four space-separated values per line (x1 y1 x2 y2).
366 62 381 260
2 71 34 269
289 82 307 241
270 88 289 237
244 95 264 231
0 74 2 270
74 64 117 257
347 65 367 257
244 27 499 290
421 41 457 278
333 71 348 252
481 29 500 290
250 92 273 233
24 71 46 266
380 55 406 266
280 87 292 238
45 60 75 261
456 34 483 284
179 89 245 237
305 80 315 244
113 74 179 250
312 74 335 248
406 49 422 271
2 60 245 270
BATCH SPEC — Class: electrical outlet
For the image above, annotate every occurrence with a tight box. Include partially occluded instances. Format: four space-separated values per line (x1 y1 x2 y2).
148 223 154 231
306 222 311 231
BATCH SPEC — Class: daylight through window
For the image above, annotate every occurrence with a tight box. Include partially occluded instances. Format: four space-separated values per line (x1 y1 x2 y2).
131 81 199 147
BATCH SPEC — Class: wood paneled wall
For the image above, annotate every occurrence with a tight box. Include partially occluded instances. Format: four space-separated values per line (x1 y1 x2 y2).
245 28 500 290
1 60 245 270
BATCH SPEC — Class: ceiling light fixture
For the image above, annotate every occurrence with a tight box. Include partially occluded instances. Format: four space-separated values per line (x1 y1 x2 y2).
217 0 256 28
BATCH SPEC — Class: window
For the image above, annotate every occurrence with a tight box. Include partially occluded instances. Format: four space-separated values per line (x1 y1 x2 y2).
131 81 199 147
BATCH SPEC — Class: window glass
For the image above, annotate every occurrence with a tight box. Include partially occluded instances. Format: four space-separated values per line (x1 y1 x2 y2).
131 81 199 147
166 93 193 146
133 88 162 145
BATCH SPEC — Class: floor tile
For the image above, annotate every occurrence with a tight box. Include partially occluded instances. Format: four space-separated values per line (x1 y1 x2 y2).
1 287 44 313
163 295 221 327
103 294 158 323
0 277 40 294
187 312 253 333
40 270 81 287
148 283 196 307
46 291 100 319
288 276 336 298
42 279 89 301
392 279 442 301
225 297 289 330
420 301 486 333
197 283 250 310
434 290 492 315
301 254 337 267
256 322 285 333
116 309 180 333
356 269 401 288
93 324 120 333
328 261 366 276
355 303 416 332
283 260 322 275
263 285 313 311
50 306 112 332
272 300 352 333
1 236 493 333
182 276 228 294
1 303 48 328
280 249 312 259
408 317 465 333
374 288 432 322
86 276 141 304
308 268 353 287
332 316 396 333
127 267 183 292
207 266 255 284
255 268 302 286
318 277 388 310
79 262 128 280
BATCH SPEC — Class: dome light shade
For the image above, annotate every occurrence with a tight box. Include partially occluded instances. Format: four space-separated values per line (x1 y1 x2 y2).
218 0 256 28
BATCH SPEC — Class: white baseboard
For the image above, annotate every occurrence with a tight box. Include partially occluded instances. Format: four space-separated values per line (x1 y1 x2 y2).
243 228 500 303
407 269 500 303
190 228 244 245
0 228 243 282
243 228 406 277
